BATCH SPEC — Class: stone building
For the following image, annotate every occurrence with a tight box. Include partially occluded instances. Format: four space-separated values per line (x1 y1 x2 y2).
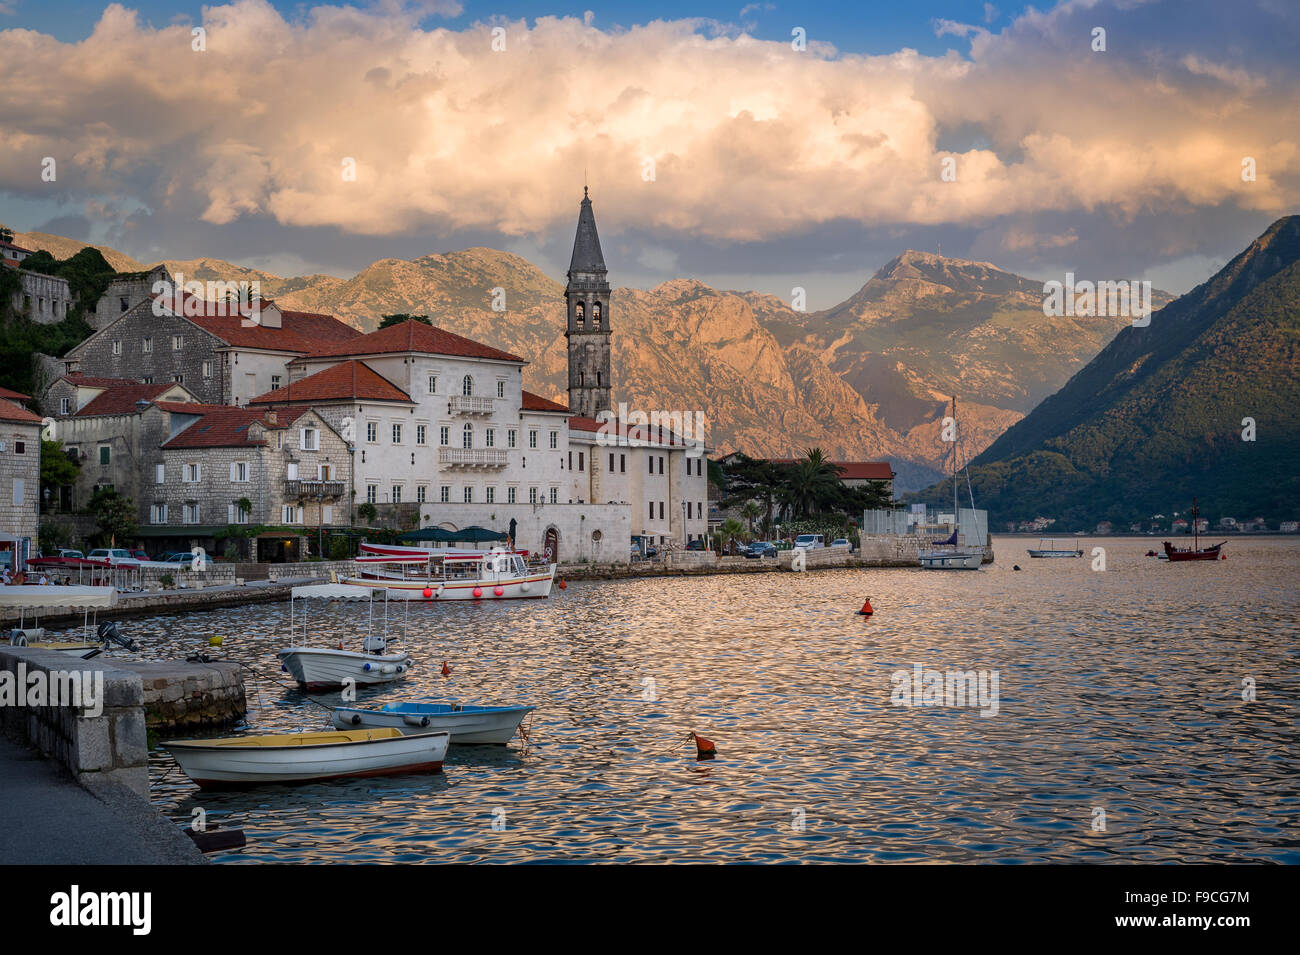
0 389 43 570
565 188 612 419
2 257 74 324
61 294 361 405
89 264 172 331
148 405 350 559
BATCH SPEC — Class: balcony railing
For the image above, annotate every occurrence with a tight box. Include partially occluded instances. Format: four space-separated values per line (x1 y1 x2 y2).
284 479 347 499
439 447 508 468
448 395 494 415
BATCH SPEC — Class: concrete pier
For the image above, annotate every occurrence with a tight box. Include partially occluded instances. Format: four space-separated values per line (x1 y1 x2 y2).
113 660 246 732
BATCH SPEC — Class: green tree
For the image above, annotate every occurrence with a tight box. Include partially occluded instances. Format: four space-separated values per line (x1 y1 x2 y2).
356 501 377 524
40 439 79 500
780 448 842 518
87 488 136 546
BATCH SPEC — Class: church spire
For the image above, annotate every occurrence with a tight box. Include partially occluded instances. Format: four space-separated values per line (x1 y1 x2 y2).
565 188 612 419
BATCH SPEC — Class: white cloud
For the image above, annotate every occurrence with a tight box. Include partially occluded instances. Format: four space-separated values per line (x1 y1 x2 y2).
0 0 1294 247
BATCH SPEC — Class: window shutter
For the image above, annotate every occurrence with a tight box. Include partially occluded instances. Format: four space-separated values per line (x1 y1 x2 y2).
287 462 299 480
230 462 238 481
228 504 235 522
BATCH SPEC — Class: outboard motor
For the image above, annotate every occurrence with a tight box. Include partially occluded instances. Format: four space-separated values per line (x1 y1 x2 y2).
97 620 139 652
362 634 388 655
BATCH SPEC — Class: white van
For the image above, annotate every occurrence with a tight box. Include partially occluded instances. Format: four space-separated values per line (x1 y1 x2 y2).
792 534 825 550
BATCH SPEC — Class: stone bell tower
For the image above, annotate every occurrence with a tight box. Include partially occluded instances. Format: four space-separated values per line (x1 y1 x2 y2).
565 187 612 419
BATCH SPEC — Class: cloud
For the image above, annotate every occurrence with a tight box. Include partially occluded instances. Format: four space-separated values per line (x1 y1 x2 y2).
0 0 1295 254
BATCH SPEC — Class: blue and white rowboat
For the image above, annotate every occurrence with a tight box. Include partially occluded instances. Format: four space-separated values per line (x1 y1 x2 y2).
332 701 535 745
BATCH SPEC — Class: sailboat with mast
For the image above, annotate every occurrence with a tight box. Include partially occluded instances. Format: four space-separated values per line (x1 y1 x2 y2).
1162 498 1226 562
918 396 986 570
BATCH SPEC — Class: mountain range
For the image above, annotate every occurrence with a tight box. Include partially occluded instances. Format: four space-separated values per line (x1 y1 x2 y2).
919 215 1300 525
10 229 1172 493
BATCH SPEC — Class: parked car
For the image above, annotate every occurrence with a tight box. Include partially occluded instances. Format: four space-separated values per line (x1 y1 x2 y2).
86 548 140 566
157 551 209 569
792 534 825 550
685 539 705 551
745 541 777 559
831 538 853 552
129 549 151 562
56 549 84 560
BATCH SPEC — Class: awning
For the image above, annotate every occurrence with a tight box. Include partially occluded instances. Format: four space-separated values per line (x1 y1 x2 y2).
0 585 118 610
400 526 507 543
291 583 382 601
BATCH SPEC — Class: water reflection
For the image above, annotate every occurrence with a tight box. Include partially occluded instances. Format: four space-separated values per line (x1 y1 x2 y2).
105 537 1300 863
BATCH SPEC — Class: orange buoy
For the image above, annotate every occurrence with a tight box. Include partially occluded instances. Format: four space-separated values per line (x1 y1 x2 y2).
689 732 716 760
494 585 504 596
441 661 451 677
338 639 344 649
856 597 874 616
472 586 482 598
558 578 567 590
423 587 432 598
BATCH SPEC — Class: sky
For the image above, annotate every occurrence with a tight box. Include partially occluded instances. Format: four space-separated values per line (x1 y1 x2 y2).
1 0 1297 309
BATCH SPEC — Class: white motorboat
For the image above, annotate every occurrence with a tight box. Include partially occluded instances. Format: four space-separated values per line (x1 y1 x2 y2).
919 396 987 571
1 586 138 657
332 701 535 744
277 584 413 691
162 727 449 789
1027 537 1084 558
341 544 556 600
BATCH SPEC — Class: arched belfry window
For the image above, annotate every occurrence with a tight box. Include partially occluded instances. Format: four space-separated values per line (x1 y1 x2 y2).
575 301 585 328
462 375 473 396
593 301 602 330
462 423 473 448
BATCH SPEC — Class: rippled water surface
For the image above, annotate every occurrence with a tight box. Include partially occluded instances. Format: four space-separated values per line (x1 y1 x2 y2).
112 537 1299 863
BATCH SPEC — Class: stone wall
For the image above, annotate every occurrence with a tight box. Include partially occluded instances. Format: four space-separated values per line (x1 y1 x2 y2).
114 660 245 731
10 269 73 324
0 420 41 555
267 560 351 581
0 647 148 796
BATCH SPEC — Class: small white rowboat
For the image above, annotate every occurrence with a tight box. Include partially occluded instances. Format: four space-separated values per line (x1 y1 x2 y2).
162 727 449 789
332 701 535 745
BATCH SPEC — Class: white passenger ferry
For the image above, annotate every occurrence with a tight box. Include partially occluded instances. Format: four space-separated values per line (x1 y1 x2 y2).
340 543 557 600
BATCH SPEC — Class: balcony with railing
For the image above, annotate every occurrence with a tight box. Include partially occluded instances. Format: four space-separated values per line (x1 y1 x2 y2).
448 394 494 415
284 479 347 499
439 447 508 468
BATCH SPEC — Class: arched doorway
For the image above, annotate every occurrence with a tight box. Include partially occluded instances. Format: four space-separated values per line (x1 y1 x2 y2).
544 527 559 563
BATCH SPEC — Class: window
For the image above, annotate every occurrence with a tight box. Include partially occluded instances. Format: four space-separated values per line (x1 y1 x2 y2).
462 424 472 449
529 430 537 449
142 376 153 384
301 428 319 451
659 502 665 520
184 503 201 524
463 486 473 503
485 429 495 448
428 375 437 394
392 424 402 444
462 375 473 396
440 486 450 503
281 505 301 524
578 451 584 472
271 375 281 389
392 485 402 504
497 381 505 398
609 453 614 472
549 431 558 449
439 426 449 446
155 464 165 484
649 502 654 520
173 335 184 350
14 441 24 455
659 456 665 474
508 429 517 449
142 337 152 354
172 374 183 384
648 457 654 474
416 485 427 503
568 451 571 470
231 461 250 483
366 485 377 504
507 487 517 504
416 425 426 445
529 487 537 504
151 503 168 524
60 396 71 415
183 463 201 483
119 297 128 312
486 486 495 504
366 422 377 443
11 478 22 507
620 454 625 473
233 502 250 524
202 360 213 379
98 446 110 466
111 340 122 355
550 487 558 504
318 463 332 480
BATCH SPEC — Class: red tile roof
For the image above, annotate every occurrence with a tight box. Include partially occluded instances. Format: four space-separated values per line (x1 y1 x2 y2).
0 401 41 424
74 383 178 417
150 291 360 354
521 390 569 413
62 374 140 390
0 386 31 401
0 239 33 254
771 459 894 480
298 319 525 363
161 406 282 449
248 360 412 405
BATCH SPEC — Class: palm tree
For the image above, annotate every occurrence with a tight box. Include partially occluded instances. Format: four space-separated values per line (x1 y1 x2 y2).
718 517 747 554
740 500 762 533
783 448 842 518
